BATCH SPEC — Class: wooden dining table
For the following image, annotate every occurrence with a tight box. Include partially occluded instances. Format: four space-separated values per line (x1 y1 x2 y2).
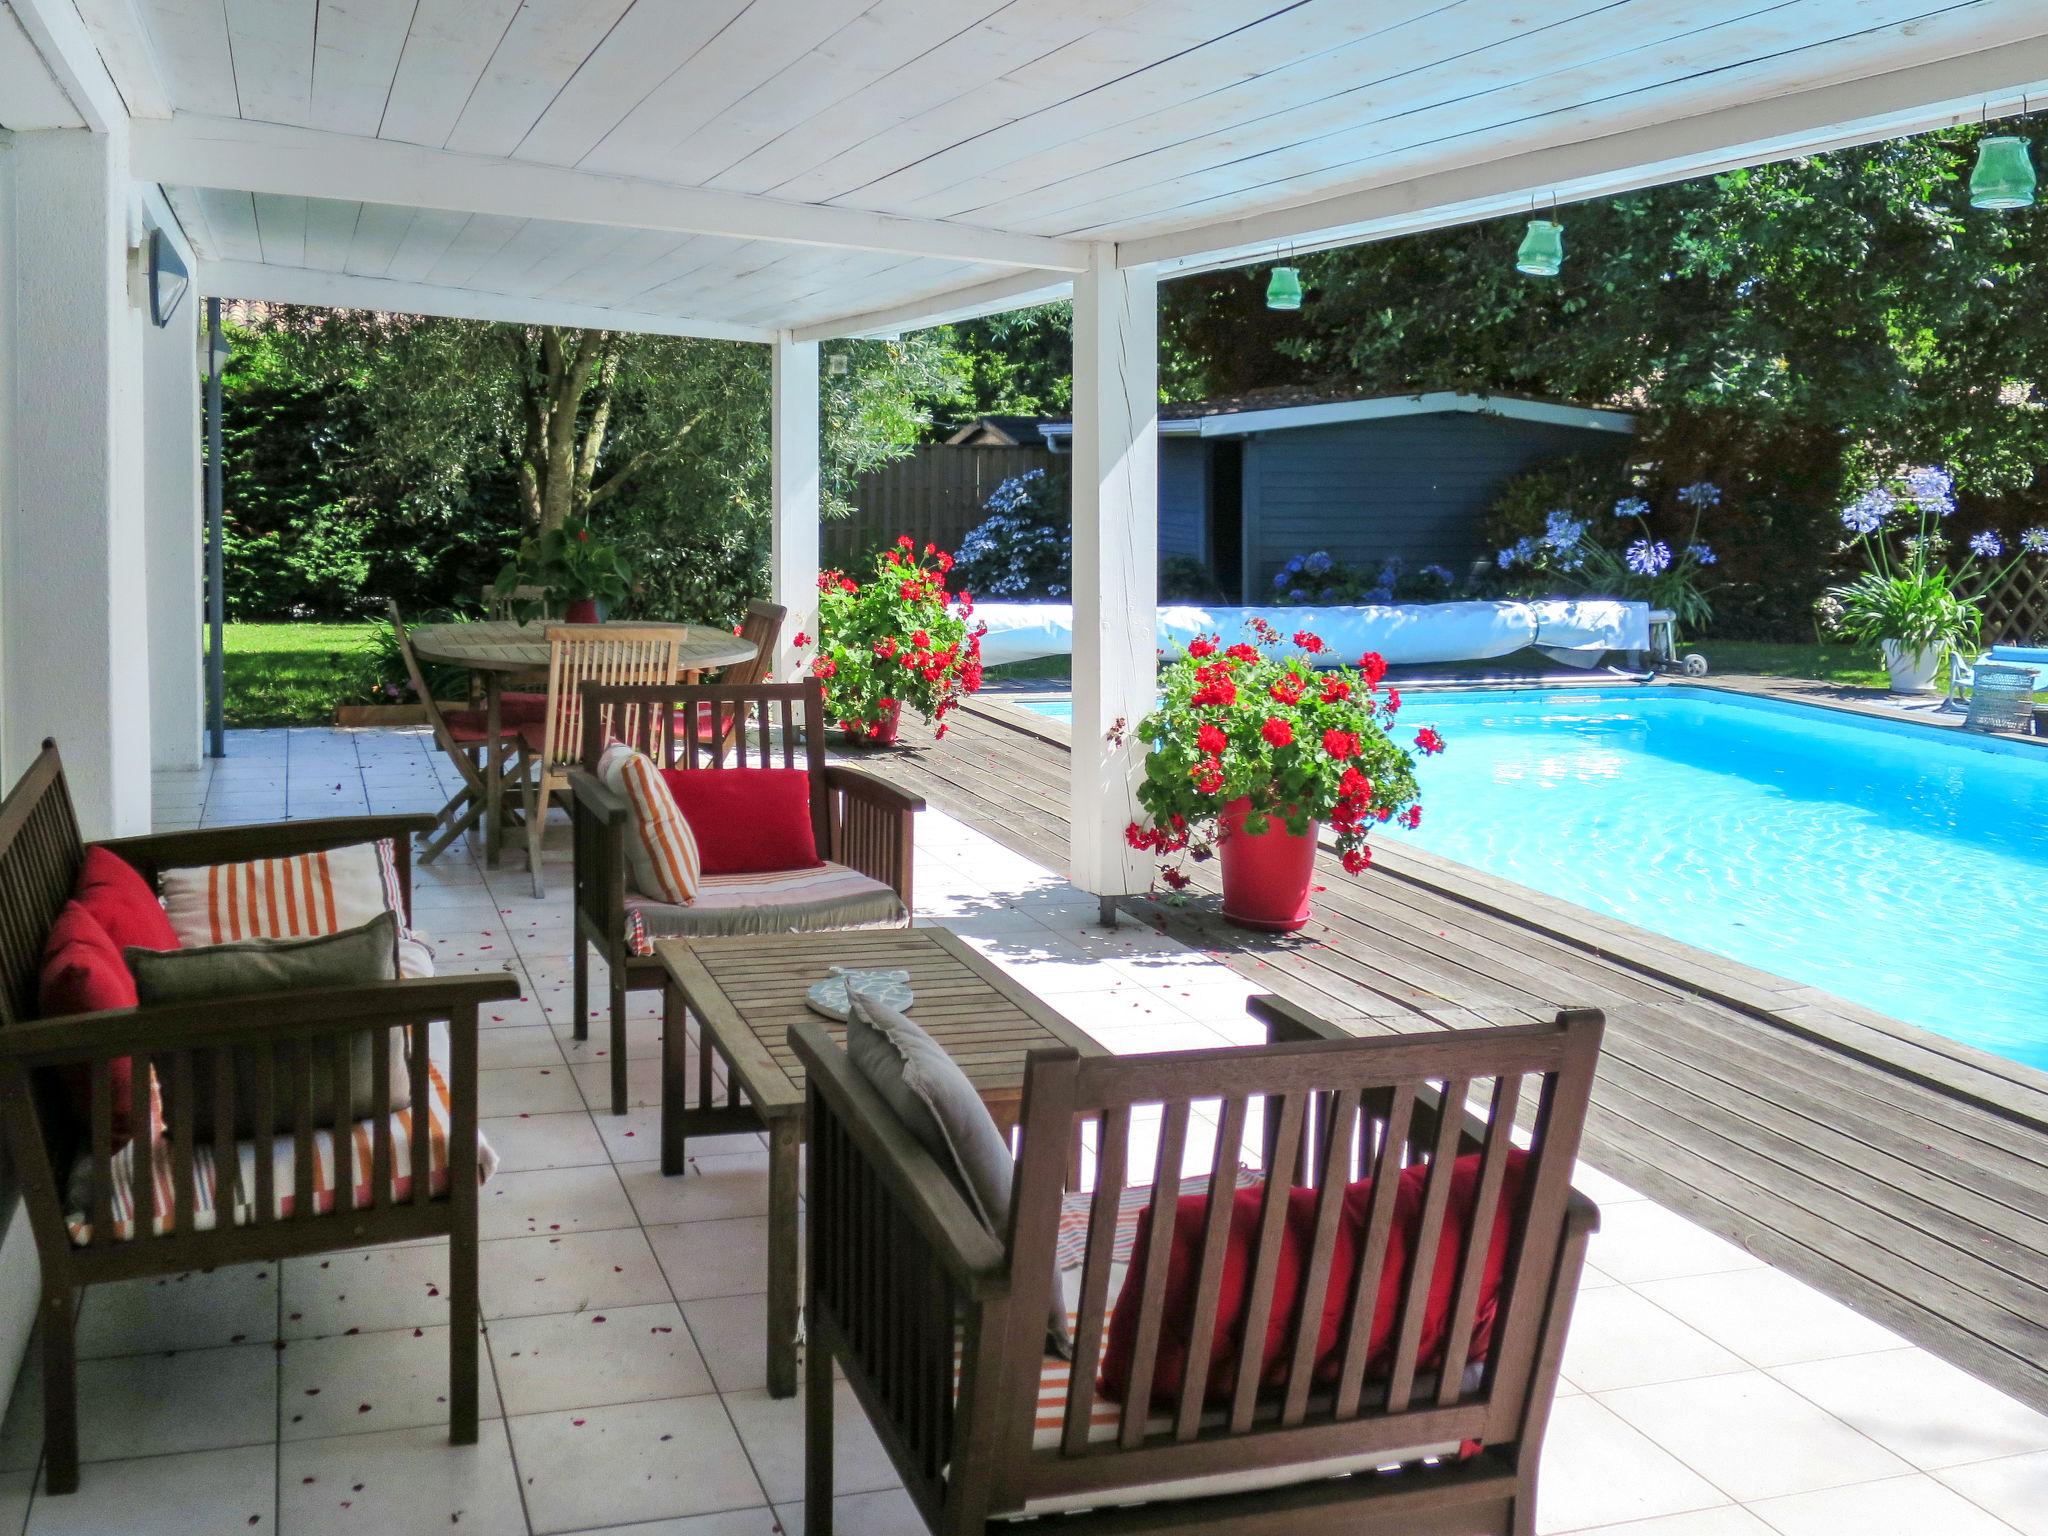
408 619 759 866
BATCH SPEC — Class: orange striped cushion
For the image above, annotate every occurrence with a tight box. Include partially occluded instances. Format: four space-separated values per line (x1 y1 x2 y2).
157 841 433 979
600 744 701 904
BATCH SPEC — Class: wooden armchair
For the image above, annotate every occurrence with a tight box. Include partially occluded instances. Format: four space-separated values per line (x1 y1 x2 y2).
791 995 1604 1536
566 680 922 1117
0 742 519 1494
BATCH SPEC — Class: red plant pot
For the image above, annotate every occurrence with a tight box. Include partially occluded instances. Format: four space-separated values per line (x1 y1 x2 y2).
841 700 903 747
562 598 600 624
1217 798 1318 932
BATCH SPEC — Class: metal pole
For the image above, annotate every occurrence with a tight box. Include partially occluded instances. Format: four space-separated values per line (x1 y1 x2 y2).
205 296 226 758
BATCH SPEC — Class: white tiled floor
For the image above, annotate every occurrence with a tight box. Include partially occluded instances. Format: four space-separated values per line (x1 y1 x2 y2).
3 725 2038 1534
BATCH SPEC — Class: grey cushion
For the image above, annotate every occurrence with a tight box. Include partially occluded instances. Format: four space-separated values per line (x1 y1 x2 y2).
845 990 1073 1359
128 912 411 1136
626 862 905 946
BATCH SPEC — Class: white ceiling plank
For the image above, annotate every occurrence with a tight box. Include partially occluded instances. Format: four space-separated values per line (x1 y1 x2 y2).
493 219 640 297
382 205 472 282
1121 29 2048 273
132 0 238 116
577 0 877 182
441 0 635 157
309 0 416 136
530 225 685 302
195 185 264 262
131 112 1093 269
510 0 753 167
163 184 221 259
197 257 778 339
791 266 1073 340
0 1 85 127
70 0 171 116
252 190 309 265
343 199 414 277
377 0 523 147
302 195 362 267
7 0 127 130
223 0 316 125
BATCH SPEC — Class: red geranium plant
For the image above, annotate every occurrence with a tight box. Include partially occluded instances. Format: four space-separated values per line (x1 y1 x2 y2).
797 536 987 742
1125 619 1442 889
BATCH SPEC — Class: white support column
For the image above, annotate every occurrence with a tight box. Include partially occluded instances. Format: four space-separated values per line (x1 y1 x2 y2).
1069 246 1159 910
769 331 820 684
144 304 203 770
0 128 153 836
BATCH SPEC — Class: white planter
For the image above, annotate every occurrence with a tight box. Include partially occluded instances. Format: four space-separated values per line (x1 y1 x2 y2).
1880 639 1941 694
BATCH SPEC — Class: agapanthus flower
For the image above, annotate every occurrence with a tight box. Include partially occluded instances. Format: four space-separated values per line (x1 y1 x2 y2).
1625 539 1673 577
1969 531 2004 559
1905 466 1955 516
2021 527 2048 555
1613 496 1650 520
1677 482 1721 509
1840 487 1893 534
1686 543 1717 567
1543 509 1587 550
1496 536 1537 569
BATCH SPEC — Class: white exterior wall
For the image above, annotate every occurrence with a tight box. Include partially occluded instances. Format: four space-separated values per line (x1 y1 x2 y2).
143 305 202 770
1068 248 1160 901
0 128 152 836
769 333 820 684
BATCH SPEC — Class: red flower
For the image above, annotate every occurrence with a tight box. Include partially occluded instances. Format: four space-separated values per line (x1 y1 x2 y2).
1320 677 1351 703
866 722 884 739
874 637 897 658
1341 847 1373 875
1359 652 1388 687
576 528 589 542
1195 723 1228 755
1225 642 1260 664
1269 674 1305 706
1414 727 1444 755
1187 635 1218 659
935 723 948 739
1292 630 1325 653
1322 729 1359 760
1261 716 1294 748
896 534 915 549
792 631 810 648
811 657 837 679
1191 677 1237 708
840 576 858 593
924 541 937 555
1385 687 1401 714
899 581 921 601
936 551 954 574
1248 616 1280 643
1160 867 1191 891
912 630 932 650
1190 757 1226 795
1339 766 1373 802
1401 805 1422 829
1125 823 1157 851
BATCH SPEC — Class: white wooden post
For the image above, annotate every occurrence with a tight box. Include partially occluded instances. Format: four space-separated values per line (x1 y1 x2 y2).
769 332 820 685
0 127 153 836
1069 246 1159 918
144 296 204 770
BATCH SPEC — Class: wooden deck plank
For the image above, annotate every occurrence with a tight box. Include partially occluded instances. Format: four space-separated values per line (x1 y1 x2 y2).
863 698 2048 1414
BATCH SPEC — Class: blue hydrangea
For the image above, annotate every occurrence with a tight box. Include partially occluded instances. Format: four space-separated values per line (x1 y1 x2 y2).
983 468 1046 515
2022 527 2048 555
1677 482 1721 509
1288 588 1308 601
1969 531 2004 559
1625 539 1673 577
1303 550 1334 576
1840 487 1893 534
1905 466 1955 517
1273 569 1291 589
1613 496 1650 520
1686 542 1717 566
1421 563 1456 584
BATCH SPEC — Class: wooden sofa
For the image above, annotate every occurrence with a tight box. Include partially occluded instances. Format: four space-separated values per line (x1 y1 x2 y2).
566 680 923 1117
792 994 1604 1536
0 742 519 1493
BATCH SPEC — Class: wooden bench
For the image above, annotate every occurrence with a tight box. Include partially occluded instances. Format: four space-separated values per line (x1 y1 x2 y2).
0 741 518 1494
792 993 1604 1535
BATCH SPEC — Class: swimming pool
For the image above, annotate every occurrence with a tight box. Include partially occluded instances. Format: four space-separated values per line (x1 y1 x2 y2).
1016 688 2048 1069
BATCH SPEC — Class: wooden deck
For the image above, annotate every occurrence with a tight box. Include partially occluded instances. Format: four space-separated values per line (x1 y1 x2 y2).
867 695 2048 1414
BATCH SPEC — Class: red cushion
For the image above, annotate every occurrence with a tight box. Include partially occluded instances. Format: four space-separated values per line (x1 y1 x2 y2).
660 768 822 875
498 691 548 726
75 845 179 955
1100 1149 1529 1409
38 901 141 1146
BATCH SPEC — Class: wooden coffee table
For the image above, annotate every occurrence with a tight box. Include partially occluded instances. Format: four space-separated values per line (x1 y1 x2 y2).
655 927 1102 1397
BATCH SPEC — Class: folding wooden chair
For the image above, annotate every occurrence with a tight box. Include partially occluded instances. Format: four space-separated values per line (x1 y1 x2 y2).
387 600 528 864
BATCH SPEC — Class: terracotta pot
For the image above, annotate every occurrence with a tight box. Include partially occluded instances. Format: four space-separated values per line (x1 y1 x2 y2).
1217 798 1319 932
562 598 601 624
841 700 903 747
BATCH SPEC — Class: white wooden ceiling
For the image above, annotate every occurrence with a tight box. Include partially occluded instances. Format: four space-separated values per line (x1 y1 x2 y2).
36 0 2048 337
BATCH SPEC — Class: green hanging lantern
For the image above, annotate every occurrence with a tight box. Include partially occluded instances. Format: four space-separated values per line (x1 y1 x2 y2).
1265 264 1302 310
1969 134 2036 210
1516 219 1564 277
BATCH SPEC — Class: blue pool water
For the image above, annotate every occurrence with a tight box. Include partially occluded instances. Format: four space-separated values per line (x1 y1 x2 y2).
1018 688 2048 1068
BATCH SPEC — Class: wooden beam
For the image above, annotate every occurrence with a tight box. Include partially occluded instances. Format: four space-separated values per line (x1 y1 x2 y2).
6 0 128 133
196 258 776 342
68 0 171 118
132 113 1092 272
1121 32 2048 275
0 1 84 129
791 269 1073 342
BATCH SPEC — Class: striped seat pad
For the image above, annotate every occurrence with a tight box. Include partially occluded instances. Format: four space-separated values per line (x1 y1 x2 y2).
158 840 436 979
625 862 904 952
64 1024 494 1245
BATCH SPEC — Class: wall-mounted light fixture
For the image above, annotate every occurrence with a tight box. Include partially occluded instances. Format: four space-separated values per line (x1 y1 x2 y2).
148 228 190 328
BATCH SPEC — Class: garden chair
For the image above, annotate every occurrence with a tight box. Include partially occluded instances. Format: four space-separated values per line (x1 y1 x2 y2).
686 601 785 751
567 680 921 1116
515 626 685 898
386 600 531 863
0 741 517 1494
793 994 1604 1536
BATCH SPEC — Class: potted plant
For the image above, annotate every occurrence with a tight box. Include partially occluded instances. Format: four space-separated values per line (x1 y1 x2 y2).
1494 482 1721 638
491 513 633 623
1822 468 2046 692
799 536 986 745
1124 620 1441 932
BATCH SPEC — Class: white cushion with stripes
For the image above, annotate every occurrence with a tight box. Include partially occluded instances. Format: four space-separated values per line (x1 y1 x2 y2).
599 743 701 905
157 840 435 979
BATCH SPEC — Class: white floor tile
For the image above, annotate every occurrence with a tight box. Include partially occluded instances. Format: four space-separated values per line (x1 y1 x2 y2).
647 1218 773 1304
507 1396 766 1535
1589 1200 1766 1285
25 1444 274 1536
1561 1287 1749 1394
483 1111 613 1172
1747 1471 2024 1536
1771 1349 2048 1471
76 1263 279 1358
481 1164 639 1240
1551 1509 1775 1536
489 1302 712 1416
280 1324 498 1440
1936 1449 2048 1536
479 1228 675 1322
279 1422 527 1536
1634 1268 1904 1369
283 1243 451 1340
1533 1396 1726 1533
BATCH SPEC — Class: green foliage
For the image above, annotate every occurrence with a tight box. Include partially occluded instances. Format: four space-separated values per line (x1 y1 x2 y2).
492 513 633 614
930 304 1073 431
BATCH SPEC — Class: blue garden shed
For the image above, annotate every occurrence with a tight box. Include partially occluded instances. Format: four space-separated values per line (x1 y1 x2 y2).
1041 389 1636 602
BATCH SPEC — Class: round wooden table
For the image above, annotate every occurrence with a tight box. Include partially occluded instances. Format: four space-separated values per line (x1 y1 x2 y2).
409 620 759 866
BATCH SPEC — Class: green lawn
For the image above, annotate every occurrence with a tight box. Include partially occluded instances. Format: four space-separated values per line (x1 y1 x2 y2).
224 621 384 728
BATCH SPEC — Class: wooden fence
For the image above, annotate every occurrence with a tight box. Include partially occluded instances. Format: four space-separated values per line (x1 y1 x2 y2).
826 444 1056 567
1983 560 2048 644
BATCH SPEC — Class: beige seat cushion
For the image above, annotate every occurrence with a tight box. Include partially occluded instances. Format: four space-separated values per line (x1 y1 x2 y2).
625 862 904 952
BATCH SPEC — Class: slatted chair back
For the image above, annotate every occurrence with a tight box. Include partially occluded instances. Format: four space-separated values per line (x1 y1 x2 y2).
0 742 84 1031
576 680 831 855
721 602 785 688
483 584 549 621
538 627 685 779
800 1000 1604 1530
385 601 469 762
